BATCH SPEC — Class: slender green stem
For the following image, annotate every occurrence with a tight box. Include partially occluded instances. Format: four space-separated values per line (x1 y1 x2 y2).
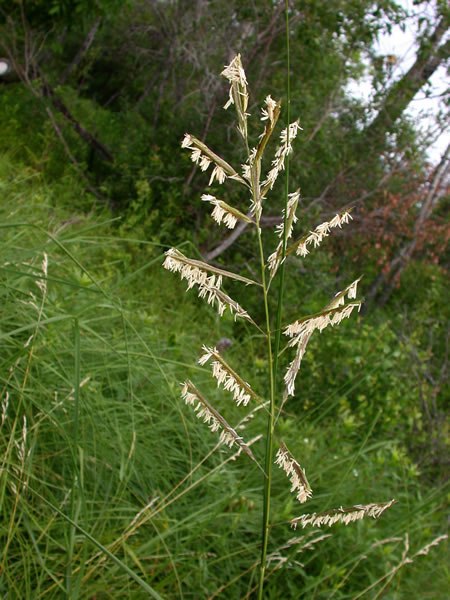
258 3 291 597
256 214 275 599
273 0 291 375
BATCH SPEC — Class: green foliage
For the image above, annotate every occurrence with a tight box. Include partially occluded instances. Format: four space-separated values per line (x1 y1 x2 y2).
0 0 124 25
1 0 431 248
0 135 446 599
0 0 447 595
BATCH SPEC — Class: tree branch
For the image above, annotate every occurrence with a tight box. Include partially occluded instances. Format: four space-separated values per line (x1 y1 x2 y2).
59 17 102 85
41 77 114 163
365 144 449 309
364 16 450 143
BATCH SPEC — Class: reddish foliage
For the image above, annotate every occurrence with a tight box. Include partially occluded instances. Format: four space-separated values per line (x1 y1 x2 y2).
348 173 448 287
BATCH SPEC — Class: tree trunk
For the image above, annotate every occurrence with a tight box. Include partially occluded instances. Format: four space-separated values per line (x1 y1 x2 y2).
41 79 114 163
363 16 449 145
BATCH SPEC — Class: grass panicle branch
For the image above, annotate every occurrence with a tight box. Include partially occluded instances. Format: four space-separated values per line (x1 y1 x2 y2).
163 248 256 322
201 194 254 229
275 442 312 503
198 345 259 407
291 500 397 529
291 210 353 257
180 380 257 463
181 133 246 185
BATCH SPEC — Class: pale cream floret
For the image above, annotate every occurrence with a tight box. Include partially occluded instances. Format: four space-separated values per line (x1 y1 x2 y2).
260 95 278 124
295 211 352 258
284 280 361 396
211 205 237 228
209 165 227 185
198 345 254 406
221 54 248 87
263 121 302 191
275 444 312 504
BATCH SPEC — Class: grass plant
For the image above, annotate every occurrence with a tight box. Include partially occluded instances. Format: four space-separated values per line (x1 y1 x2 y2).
0 35 447 600
161 50 447 598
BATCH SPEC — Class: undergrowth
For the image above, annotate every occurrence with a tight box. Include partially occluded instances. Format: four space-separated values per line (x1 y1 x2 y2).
0 152 447 598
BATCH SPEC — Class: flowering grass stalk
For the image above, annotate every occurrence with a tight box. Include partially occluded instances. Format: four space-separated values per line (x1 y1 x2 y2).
162 52 395 598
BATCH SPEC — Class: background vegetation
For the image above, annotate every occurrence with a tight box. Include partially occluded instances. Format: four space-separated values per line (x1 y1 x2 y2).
0 0 448 597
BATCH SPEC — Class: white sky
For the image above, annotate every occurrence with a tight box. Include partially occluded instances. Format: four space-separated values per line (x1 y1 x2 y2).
347 0 449 163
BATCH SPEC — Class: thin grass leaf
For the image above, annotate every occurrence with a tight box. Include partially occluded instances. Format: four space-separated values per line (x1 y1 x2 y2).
7 476 165 600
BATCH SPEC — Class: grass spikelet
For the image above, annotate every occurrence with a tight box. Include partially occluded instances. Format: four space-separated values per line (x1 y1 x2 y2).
279 532 332 553
268 189 300 276
284 278 362 339
261 121 301 193
1 391 9 427
198 283 256 323
292 210 352 257
284 279 362 395
181 133 245 185
291 499 396 529
11 415 30 495
266 532 332 570
201 194 254 229
285 302 362 339
198 345 258 406
267 532 331 571
325 276 361 309
256 95 281 161
221 54 249 140
180 380 257 462
35 252 48 294
414 534 448 557
275 442 312 503
284 331 313 397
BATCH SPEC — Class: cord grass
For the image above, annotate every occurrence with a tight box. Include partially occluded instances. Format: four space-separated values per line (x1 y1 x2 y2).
159 37 447 599
0 72 447 599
